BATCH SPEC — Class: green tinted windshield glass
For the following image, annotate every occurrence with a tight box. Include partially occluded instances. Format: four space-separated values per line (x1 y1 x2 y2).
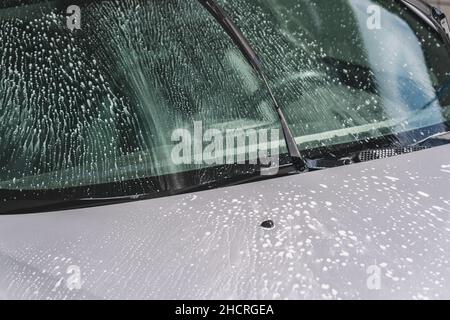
221 0 450 149
0 0 282 191
0 0 449 194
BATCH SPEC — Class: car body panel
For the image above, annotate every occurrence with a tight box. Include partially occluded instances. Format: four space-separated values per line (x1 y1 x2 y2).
0 144 449 300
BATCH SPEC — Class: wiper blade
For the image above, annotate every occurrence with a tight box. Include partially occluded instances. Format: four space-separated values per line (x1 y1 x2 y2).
412 130 450 146
420 75 450 110
198 0 307 171
198 0 260 70
0 164 294 214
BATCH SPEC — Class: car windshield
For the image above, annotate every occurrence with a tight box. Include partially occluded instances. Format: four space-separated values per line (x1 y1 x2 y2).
222 0 450 152
0 0 449 201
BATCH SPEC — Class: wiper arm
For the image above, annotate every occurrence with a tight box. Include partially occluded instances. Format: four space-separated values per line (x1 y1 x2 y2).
411 130 450 147
419 75 450 110
198 0 307 171
198 0 260 70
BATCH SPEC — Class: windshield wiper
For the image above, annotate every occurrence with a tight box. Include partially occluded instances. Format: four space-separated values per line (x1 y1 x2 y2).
411 130 450 146
198 0 307 172
0 163 296 214
419 75 450 110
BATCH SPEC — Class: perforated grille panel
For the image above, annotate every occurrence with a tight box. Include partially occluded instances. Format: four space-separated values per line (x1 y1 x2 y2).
357 147 429 162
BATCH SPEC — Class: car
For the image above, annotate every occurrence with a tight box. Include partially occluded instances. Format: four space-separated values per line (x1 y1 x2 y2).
0 0 449 300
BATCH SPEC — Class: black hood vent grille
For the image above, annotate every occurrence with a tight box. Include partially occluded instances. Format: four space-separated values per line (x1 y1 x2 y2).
357 146 429 162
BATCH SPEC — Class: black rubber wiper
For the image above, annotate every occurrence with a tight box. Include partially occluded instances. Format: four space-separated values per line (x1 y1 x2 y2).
198 0 307 171
412 130 450 147
419 75 450 110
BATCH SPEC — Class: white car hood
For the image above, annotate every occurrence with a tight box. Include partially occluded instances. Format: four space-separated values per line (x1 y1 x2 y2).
0 145 450 300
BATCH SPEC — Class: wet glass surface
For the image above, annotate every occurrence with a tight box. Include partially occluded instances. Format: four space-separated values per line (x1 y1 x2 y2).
0 0 449 193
